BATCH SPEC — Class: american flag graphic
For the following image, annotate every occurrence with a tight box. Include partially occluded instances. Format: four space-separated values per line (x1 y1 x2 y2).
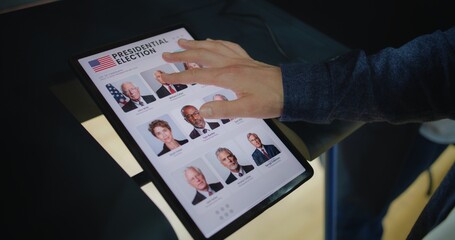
106 83 127 107
89 55 116 72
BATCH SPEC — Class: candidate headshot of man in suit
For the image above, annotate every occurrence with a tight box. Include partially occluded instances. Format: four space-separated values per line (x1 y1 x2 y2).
181 105 220 139
215 147 254 185
247 132 281 166
120 81 156 112
154 69 188 98
184 166 224 205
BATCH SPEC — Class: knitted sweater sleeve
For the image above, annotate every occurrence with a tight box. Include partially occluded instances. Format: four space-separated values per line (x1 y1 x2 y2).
280 26 455 124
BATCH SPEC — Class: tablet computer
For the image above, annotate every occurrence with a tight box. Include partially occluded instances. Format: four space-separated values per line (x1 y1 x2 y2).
69 24 313 240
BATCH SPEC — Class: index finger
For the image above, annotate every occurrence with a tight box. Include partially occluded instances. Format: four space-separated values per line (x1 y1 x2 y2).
162 49 240 68
178 39 250 58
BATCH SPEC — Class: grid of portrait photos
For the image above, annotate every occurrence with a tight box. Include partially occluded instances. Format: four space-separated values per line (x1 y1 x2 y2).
78 27 308 238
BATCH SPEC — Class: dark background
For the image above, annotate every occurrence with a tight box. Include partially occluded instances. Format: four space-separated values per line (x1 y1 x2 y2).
268 0 453 54
2 1 453 56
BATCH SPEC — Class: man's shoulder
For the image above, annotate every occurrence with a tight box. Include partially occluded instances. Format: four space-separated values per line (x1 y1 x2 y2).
189 129 200 139
175 84 188 90
142 94 156 102
210 182 224 191
156 86 166 93
265 144 278 149
178 138 189 144
208 121 220 128
122 101 135 112
243 164 255 171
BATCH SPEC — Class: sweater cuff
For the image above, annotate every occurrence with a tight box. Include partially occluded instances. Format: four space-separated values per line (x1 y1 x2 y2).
279 62 332 123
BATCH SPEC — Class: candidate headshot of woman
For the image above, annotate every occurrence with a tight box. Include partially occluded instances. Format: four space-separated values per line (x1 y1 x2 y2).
148 119 189 156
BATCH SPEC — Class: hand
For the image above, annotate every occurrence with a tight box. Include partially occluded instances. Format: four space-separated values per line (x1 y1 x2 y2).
161 39 283 119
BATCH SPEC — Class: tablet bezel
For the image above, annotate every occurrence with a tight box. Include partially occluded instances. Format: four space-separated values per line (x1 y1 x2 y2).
69 23 314 240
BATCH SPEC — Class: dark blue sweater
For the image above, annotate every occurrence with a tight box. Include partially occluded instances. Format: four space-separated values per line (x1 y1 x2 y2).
280 26 455 124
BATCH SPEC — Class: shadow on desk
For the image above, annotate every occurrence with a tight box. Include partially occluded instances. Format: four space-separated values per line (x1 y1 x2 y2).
7 79 177 239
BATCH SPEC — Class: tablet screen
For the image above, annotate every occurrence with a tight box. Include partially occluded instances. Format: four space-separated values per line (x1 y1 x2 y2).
70 24 313 240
